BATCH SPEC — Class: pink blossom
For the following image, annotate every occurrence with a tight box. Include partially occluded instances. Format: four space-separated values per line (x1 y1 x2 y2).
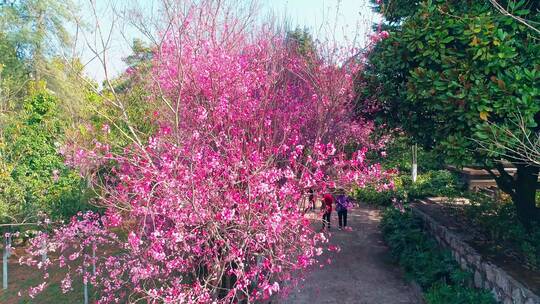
28 282 46 298
52 169 59 182
60 274 72 293
21 3 388 302
102 209 122 228
101 124 111 134
128 232 140 252
328 245 341 252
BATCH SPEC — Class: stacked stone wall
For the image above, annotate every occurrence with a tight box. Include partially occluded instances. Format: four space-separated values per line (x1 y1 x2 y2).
412 205 540 304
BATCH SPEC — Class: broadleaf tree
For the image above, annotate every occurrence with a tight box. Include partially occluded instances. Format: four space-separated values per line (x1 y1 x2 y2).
360 0 540 226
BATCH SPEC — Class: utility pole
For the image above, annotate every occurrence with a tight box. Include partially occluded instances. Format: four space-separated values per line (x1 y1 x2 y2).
412 144 418 183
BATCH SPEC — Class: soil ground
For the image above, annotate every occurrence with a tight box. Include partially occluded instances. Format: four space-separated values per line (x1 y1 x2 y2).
279 205 422 304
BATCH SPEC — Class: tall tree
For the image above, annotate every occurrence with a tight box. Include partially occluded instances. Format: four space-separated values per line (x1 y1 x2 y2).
0 32 27 135
0 0 75 79
286 27 316 57
1 0 96 128
361 0 540 226
20 1 388 302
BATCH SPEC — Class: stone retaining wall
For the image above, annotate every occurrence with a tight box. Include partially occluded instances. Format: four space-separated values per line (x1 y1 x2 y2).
411 204 540 304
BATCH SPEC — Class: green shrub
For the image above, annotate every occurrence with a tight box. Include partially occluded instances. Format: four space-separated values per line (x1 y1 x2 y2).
369 135 443 172
380 208 496 303
353 186 401 206
0 90 94 224
461 196 540 270
354 170 462 206
425 282 496 304
380 208 455 288
403 170 462 199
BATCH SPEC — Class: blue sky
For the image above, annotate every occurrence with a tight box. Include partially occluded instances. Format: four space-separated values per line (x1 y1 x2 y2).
265 0 378 42
77 0 379 83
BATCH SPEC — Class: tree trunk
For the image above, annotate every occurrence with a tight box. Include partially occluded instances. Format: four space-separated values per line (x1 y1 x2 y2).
513 164 540 227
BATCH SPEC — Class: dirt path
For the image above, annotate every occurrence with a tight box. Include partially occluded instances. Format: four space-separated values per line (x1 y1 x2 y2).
279 205 422 304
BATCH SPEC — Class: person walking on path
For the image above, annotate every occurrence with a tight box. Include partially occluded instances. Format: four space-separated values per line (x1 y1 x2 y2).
282 204 421 304
335 189 350 230
321 192 334 230
308 188 315 210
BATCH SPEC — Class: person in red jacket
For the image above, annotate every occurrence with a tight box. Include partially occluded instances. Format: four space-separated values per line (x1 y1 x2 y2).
321 192 334 230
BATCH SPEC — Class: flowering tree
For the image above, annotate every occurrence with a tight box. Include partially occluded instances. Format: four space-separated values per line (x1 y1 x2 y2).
21 1 390 303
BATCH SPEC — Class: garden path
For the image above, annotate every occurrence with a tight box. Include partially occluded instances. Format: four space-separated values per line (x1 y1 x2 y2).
279 205 422 304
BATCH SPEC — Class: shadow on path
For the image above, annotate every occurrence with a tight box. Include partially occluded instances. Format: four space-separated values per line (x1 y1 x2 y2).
279 205 422 304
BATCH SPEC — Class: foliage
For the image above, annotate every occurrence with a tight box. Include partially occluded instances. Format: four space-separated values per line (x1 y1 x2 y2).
64 39 158 157
0 31 27 88
354 170 462 206
380 208 456 288
365 0 540 164
0 0 76 75
0 84 92 224
123 38 153 72
0 32 28 134
354 185 398 206
21 3 391 303
459 195 540 270
363 0 540 225
286 27 316 57
358 133 461 206
0 0 91 126
371 134 443 172
0 0 98 229
405 170 462 199
370 0 420 24
380 208 495 303
425 282 497 304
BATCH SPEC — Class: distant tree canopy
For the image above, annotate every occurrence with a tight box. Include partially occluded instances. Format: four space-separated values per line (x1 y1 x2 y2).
0 0 75 76
0 32 26 82
0 0 88 118
286 27 316 57
0 1 157 226
96 39 157 147
361 0 540 226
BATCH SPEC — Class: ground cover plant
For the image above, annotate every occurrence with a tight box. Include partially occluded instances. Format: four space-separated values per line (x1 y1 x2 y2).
380 207 496 304
455 194 540 270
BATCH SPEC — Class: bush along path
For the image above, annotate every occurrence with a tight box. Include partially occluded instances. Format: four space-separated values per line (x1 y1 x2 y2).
280 205 421 304
380 208 497 304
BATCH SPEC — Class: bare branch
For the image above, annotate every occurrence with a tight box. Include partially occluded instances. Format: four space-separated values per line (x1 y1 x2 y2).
474 110 540 167
489 0 540 37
